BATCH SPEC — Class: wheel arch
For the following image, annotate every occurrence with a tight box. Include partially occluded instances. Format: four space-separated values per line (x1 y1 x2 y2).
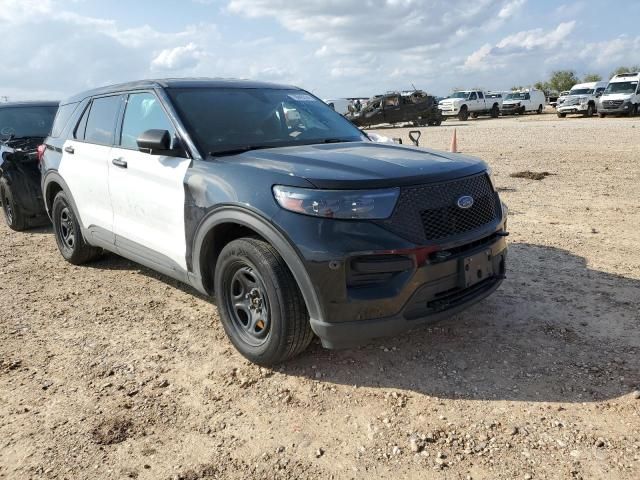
191 206 325 325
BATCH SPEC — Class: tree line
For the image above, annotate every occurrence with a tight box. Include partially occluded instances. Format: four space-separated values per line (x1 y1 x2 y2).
526 66 640 93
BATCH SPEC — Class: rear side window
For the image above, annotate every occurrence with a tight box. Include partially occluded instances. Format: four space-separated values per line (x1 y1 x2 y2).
51 103 77 138
84 96 121 146
478 92 484 99
119 92 174 150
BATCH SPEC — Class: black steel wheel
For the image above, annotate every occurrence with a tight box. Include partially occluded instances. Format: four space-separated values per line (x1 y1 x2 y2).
0 177 26 231
224 263 271 347
584 104 594 117
214 237 314 365
52 191 101 264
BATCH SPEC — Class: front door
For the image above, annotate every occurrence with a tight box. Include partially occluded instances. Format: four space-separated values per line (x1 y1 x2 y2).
108 91 191 271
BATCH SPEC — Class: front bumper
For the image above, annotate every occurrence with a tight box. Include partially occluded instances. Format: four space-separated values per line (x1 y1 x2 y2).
438 105 460 116
313 238 507 348
557 103 589 114
598 101 633 114
274 205 508 349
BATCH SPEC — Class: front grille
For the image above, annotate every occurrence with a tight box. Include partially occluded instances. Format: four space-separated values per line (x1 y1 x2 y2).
377 173 501 244
603 100 623 109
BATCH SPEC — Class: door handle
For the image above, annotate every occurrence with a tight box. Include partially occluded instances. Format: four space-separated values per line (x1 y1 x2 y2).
112 158 128 168
64 146 75 154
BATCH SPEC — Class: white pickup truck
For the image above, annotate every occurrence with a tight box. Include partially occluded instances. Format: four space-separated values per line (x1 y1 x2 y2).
438 90 502 120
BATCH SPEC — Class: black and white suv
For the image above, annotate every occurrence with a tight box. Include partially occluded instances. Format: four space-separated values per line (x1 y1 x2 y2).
42 79 508 365
1 101 58 230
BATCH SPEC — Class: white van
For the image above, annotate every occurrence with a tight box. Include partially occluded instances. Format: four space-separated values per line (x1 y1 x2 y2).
501 89 546 115
556 81 607 117
598 72 640 117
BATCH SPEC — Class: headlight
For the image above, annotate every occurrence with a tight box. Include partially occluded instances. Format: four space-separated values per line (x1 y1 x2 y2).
579 97 588 104
273 185 399 219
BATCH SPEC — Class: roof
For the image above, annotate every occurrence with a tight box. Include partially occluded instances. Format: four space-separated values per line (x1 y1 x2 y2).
0 101 59 108
62 77 300 105
611 72 640 81
571 81 607 89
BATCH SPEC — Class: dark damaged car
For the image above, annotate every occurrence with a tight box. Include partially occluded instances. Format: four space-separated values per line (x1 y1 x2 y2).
1 101 58 230
347 91 443 128
41 79 507 365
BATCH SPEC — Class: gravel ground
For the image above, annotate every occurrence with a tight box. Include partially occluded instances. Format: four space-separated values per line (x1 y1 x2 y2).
1 113 639 480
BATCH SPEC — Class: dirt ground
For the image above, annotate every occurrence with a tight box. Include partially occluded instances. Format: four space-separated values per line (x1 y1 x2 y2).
1 113 639 480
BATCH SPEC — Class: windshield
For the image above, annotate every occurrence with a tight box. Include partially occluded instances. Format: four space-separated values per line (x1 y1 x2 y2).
505 93 529 100
0 105 57 140
604 81 638 95
449 92 470 99
568 88 593 96
167 88 366 155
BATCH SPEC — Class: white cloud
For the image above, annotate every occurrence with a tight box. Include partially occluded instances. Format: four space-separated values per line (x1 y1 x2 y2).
464 22 576 71
498 0 526 19
152 43 204 70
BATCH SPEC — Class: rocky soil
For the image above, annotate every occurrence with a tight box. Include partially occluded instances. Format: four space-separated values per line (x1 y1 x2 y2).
1 113 639 479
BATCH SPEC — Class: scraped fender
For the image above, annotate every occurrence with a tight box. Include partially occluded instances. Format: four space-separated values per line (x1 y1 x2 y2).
190 206 325 327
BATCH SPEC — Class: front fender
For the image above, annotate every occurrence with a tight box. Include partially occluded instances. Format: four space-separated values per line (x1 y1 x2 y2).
190 206 325 326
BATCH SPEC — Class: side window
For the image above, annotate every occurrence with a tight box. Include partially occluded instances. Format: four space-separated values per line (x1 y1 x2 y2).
119 92 175 150
478 92 484 99
468 92 477 100
74 103 90 140
51 103 77 138
84 95 121 146
524 93 530 100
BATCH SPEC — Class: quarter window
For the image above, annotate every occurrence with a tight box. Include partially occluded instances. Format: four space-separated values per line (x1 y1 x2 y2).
84 95 121 146
469 92 477 100
51 103 77 138
119 93 174 150
478 92 484 99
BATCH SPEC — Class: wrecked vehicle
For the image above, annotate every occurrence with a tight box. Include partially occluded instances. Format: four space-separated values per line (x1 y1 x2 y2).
42 78 507 365
347 91 443 127
1 101 58 230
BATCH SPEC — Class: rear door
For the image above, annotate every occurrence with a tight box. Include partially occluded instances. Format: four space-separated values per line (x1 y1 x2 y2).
108 91 191 271
58 95 122 243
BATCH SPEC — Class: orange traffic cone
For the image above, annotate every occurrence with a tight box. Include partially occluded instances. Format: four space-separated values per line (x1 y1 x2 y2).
450 128 458 153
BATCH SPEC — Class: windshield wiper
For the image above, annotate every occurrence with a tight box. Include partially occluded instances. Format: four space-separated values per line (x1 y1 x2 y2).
320 138 355 144
208 145 276 157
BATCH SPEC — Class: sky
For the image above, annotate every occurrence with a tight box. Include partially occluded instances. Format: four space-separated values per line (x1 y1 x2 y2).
1 0 639 101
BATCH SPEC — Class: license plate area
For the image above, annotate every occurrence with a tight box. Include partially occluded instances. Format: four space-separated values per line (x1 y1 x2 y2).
462 249 494 288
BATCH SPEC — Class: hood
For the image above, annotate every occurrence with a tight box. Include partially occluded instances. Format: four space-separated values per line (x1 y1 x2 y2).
600 92 633 101
439 97 463 104
217 141 487 189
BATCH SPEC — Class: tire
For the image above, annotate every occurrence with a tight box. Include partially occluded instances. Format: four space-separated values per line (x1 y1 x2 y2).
630 104 638 117
0 177 27 231
51 191 101 265
584 104 594 117
457 106 469 121
429 119 442 126
557 112 566 118
470 112 478 119
520 106 526 115
214 237 314 366
490 104 499 118
598 113 606 118
537 105 543 114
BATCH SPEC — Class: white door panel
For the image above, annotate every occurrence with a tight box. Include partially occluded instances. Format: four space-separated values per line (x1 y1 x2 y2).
58 139 113 233
109 148 190 270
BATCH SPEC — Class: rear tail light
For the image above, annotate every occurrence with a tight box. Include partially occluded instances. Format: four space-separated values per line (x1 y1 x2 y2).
36 144 46 164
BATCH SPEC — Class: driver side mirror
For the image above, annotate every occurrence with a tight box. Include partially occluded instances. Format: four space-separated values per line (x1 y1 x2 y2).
136 129 184 157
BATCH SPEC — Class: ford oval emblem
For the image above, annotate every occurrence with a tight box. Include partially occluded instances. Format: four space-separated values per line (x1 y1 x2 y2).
457 195 474 209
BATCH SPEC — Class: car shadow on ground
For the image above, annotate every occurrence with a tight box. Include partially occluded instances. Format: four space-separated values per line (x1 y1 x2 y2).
282 242 639 404
69 239 638 403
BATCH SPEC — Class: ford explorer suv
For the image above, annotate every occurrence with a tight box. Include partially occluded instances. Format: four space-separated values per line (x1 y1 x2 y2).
1 101 58 230
598 72 640 117
556 81 607 117
41 79 508 365
438 90 502 120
